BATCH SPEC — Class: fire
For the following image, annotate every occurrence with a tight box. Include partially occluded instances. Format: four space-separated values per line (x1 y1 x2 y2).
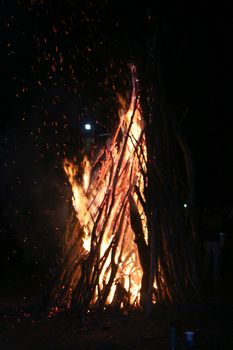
52 65 149 311
63 158 92 251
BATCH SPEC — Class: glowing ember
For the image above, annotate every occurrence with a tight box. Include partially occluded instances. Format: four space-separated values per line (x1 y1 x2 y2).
51 65 149 311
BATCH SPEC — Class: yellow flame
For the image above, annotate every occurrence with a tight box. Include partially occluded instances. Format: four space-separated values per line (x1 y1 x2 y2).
82 156 91 193
63 75 148 306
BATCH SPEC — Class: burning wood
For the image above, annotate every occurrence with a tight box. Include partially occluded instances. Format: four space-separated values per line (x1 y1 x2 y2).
47 63 203 318
49 66 150 314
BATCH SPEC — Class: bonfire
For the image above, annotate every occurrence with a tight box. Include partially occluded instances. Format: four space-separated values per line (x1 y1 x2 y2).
49 65 152 316
48 64 202 317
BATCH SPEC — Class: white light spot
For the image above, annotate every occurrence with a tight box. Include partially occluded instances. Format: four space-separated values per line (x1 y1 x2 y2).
84 123 91 130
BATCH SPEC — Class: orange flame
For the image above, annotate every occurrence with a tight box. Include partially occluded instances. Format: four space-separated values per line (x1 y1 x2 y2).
63 66 149 307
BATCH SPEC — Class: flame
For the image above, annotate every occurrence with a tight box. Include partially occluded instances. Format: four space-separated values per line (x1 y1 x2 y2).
61 65 149 308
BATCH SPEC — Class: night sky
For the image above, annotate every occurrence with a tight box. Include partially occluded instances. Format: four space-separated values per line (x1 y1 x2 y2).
1 1 232 273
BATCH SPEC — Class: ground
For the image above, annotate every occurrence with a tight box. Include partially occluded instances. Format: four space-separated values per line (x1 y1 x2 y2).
1 271 233 349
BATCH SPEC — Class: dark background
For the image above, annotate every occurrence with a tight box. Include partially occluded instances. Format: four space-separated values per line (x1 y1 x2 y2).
0 1 232 281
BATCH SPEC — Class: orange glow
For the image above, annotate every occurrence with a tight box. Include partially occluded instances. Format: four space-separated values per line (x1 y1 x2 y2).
62 65 149 308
